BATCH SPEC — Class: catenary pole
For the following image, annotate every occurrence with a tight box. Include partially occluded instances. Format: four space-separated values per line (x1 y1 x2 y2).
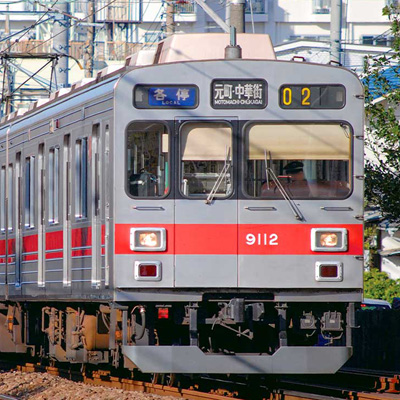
84 0 95 78
330 0 342 64
166 1 175 37
53 0 70 87
230 0 245 33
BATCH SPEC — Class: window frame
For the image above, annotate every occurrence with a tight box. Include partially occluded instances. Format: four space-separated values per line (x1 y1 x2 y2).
24 155 35 229
125 121 171 200
241 120 354 200
178 120 234 200
48 146 60 225
75 137 88 220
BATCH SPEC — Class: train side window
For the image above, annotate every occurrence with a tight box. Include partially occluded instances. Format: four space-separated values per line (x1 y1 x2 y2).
8 164 13 231
75 138 88 219
24 156 35 229
48 147 60 224
180 122 232 198
244 123 351 199
0 166 5 233
126 122 169 198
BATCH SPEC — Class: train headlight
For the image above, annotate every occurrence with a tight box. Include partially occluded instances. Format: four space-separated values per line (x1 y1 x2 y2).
311 228 347 252
130 228 166 251
320 233 338 247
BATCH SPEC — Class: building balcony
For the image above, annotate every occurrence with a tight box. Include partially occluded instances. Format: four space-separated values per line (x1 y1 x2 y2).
0 40 143 62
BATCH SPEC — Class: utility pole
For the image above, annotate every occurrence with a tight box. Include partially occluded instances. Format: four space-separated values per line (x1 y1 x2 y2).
4 3 12 115
53 0 70 88
330 0 342 64
230 0 245 33
166 1 175 37
84 0 95 78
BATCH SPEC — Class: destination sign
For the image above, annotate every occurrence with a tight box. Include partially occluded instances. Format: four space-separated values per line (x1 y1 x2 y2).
134 85 198 109
279 85 345 109
211 79 267 109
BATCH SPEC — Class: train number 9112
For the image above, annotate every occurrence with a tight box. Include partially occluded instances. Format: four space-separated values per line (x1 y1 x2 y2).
246 233 279 246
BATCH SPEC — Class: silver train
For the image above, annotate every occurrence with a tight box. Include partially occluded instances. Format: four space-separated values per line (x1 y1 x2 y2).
0 34 364 374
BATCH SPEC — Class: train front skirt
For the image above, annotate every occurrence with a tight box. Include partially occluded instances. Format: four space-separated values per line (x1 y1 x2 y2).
122 345 352 374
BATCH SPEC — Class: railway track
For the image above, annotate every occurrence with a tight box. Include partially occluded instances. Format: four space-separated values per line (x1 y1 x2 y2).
0 363 396 400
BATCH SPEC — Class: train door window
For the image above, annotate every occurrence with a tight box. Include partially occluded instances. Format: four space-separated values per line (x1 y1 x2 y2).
75 138 88 219
48 147 60 224
180 122 232 198
24 156 35 229
8 164 13 231
244 123 351 199
0 166 5 233
126 122 169 198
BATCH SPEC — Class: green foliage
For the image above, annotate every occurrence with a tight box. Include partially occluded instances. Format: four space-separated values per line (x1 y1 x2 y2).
364 269 400 302
363 4 400 223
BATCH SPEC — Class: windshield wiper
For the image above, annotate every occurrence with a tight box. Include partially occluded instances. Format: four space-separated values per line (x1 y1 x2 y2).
205 148 231 204
264 151 304 221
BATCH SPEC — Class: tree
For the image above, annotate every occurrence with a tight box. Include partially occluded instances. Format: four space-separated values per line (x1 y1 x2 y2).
363 4 400 223
364 269 400 302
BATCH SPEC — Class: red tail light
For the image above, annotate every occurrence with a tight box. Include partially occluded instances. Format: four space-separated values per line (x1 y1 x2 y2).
158 308 169 319
139 264 157 277
320 265 338 278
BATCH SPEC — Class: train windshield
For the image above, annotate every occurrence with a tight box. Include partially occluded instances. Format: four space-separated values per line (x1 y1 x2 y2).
245 123 351 199
180 122 233 198
126 122 169 197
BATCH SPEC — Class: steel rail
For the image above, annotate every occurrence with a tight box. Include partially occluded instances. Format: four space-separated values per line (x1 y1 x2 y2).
13 363 400 400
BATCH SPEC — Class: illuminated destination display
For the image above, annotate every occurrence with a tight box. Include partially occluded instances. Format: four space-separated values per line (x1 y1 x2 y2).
134 85 198 109
211 79 267 109
279 85 345 109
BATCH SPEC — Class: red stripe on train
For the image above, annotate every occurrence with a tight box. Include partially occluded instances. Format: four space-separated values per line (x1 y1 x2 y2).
0 226 105 261
114 224 363 255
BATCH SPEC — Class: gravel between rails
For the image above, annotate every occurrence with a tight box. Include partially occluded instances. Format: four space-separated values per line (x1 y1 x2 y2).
0 371 182 400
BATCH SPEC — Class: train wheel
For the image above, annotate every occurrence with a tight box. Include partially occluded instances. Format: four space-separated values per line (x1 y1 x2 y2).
153 373 177 387
151 373 160 384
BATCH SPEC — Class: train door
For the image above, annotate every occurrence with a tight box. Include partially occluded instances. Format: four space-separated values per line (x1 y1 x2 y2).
62 135 72 288
0 165 5 293
174 119 238 288
91 123 102 289
104 123 110 288
14 152 22 291
37 144 45 288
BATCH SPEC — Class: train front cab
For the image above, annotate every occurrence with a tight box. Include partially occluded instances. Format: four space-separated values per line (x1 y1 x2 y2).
113 59 364 374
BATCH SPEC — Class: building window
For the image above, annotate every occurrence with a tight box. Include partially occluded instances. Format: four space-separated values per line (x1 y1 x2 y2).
48 147 60 224
312 0 330 14
144 31 162 43
362 35 393 46
25 156 35 229
75 138 88 219
245 0 265 14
